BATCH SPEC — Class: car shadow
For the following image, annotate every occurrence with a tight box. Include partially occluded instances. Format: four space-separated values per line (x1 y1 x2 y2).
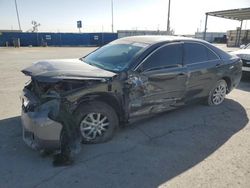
0 98 248 188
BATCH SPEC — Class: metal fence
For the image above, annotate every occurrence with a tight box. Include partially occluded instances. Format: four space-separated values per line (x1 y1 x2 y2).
0 32 118 47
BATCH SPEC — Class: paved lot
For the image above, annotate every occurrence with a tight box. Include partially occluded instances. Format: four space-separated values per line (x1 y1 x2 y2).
0 46 250 188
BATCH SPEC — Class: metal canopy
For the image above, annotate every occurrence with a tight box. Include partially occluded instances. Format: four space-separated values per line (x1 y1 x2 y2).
206 7 250 21
203 7 250 46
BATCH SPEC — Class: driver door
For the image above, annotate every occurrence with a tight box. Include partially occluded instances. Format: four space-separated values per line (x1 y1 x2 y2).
126 42 187 117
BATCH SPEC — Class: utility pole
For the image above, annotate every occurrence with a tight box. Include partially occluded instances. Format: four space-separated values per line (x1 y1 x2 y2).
111 0 114 33
14 0 22 31
167 0 171 34
203 13 208 40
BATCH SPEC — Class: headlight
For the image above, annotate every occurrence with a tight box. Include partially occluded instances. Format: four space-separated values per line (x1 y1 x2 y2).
242 54 250 60
22 97 29 107
237 54 250 60
24 79 32 87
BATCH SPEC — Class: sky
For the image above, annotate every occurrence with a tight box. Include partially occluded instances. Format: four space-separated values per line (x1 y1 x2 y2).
0 0 250 34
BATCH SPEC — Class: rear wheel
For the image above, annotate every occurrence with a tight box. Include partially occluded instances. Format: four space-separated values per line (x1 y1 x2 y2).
75 101 118 144
207 79 227 106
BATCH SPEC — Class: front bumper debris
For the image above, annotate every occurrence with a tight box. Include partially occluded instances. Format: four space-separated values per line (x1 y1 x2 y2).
21 110 62 150
21 88 62 150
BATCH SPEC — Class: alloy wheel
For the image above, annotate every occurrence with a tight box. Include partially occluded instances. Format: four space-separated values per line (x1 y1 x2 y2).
212 82 227 105
80 113 109 141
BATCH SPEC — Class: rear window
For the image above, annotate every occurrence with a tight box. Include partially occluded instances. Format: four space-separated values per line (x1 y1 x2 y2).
206 43 231 60
184 43 219 65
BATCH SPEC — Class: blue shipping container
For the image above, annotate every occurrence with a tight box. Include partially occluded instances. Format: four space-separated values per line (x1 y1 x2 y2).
0 32 118 47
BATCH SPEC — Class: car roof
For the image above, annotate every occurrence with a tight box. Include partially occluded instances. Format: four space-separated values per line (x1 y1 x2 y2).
114 35 206 45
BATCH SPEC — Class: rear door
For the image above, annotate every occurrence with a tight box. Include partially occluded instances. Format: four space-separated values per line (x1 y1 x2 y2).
127 42 188 117
183 42 222 101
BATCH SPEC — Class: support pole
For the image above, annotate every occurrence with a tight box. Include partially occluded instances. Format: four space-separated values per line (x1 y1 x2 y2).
111 0 114 33
167 0 171 34
203 13 208 40
14 0 22 31
237 20 243 47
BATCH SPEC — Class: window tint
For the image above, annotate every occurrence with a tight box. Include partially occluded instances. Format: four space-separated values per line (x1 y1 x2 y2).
140 43 182 71
184 43 218 65
207 48 218 60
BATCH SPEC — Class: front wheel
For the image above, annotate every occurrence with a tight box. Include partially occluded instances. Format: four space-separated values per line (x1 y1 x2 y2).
207 79 227 106
75 101 118 144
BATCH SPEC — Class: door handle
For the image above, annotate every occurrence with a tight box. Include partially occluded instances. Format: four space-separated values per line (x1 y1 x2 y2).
178 72 185 76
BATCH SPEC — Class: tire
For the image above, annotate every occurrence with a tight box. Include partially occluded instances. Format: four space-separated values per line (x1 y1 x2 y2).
207 79 227 106
74 101 118 144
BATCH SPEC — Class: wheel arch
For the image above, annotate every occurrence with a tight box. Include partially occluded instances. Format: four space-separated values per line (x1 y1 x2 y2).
74 92 125 122
221 76 232 93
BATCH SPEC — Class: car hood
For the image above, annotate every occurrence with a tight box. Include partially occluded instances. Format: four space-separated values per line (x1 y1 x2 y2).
22 59 117 82
231 49 250 55
231 49 250 61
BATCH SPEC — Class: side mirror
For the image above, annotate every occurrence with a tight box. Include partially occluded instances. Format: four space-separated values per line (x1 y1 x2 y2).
240 44 245 49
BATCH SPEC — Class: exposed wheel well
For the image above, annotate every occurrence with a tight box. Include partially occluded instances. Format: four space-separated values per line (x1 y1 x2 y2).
75 93 125 122
222 77 231 93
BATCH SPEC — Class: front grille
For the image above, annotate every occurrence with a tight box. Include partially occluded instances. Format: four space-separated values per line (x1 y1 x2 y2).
242 59 250 67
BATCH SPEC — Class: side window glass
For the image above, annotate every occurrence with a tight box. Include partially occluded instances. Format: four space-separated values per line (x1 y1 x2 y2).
140 43 182 71
184 43 208 64
207 48 219 60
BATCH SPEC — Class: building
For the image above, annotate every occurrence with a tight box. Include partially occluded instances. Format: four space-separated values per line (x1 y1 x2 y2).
117 30 168 38
0 30 22 33
195 32 226 43
227 29 250 47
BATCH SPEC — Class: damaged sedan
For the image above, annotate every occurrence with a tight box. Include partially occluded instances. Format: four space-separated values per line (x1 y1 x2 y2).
21 36 242 152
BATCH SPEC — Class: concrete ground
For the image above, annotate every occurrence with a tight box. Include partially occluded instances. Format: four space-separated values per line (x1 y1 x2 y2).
0 45 250 188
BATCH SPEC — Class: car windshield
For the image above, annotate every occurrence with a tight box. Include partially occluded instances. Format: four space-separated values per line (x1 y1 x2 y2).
245 44 250 49
81 42 149 72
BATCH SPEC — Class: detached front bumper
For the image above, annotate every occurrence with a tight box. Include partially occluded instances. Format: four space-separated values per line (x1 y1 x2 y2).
21 89 62 150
